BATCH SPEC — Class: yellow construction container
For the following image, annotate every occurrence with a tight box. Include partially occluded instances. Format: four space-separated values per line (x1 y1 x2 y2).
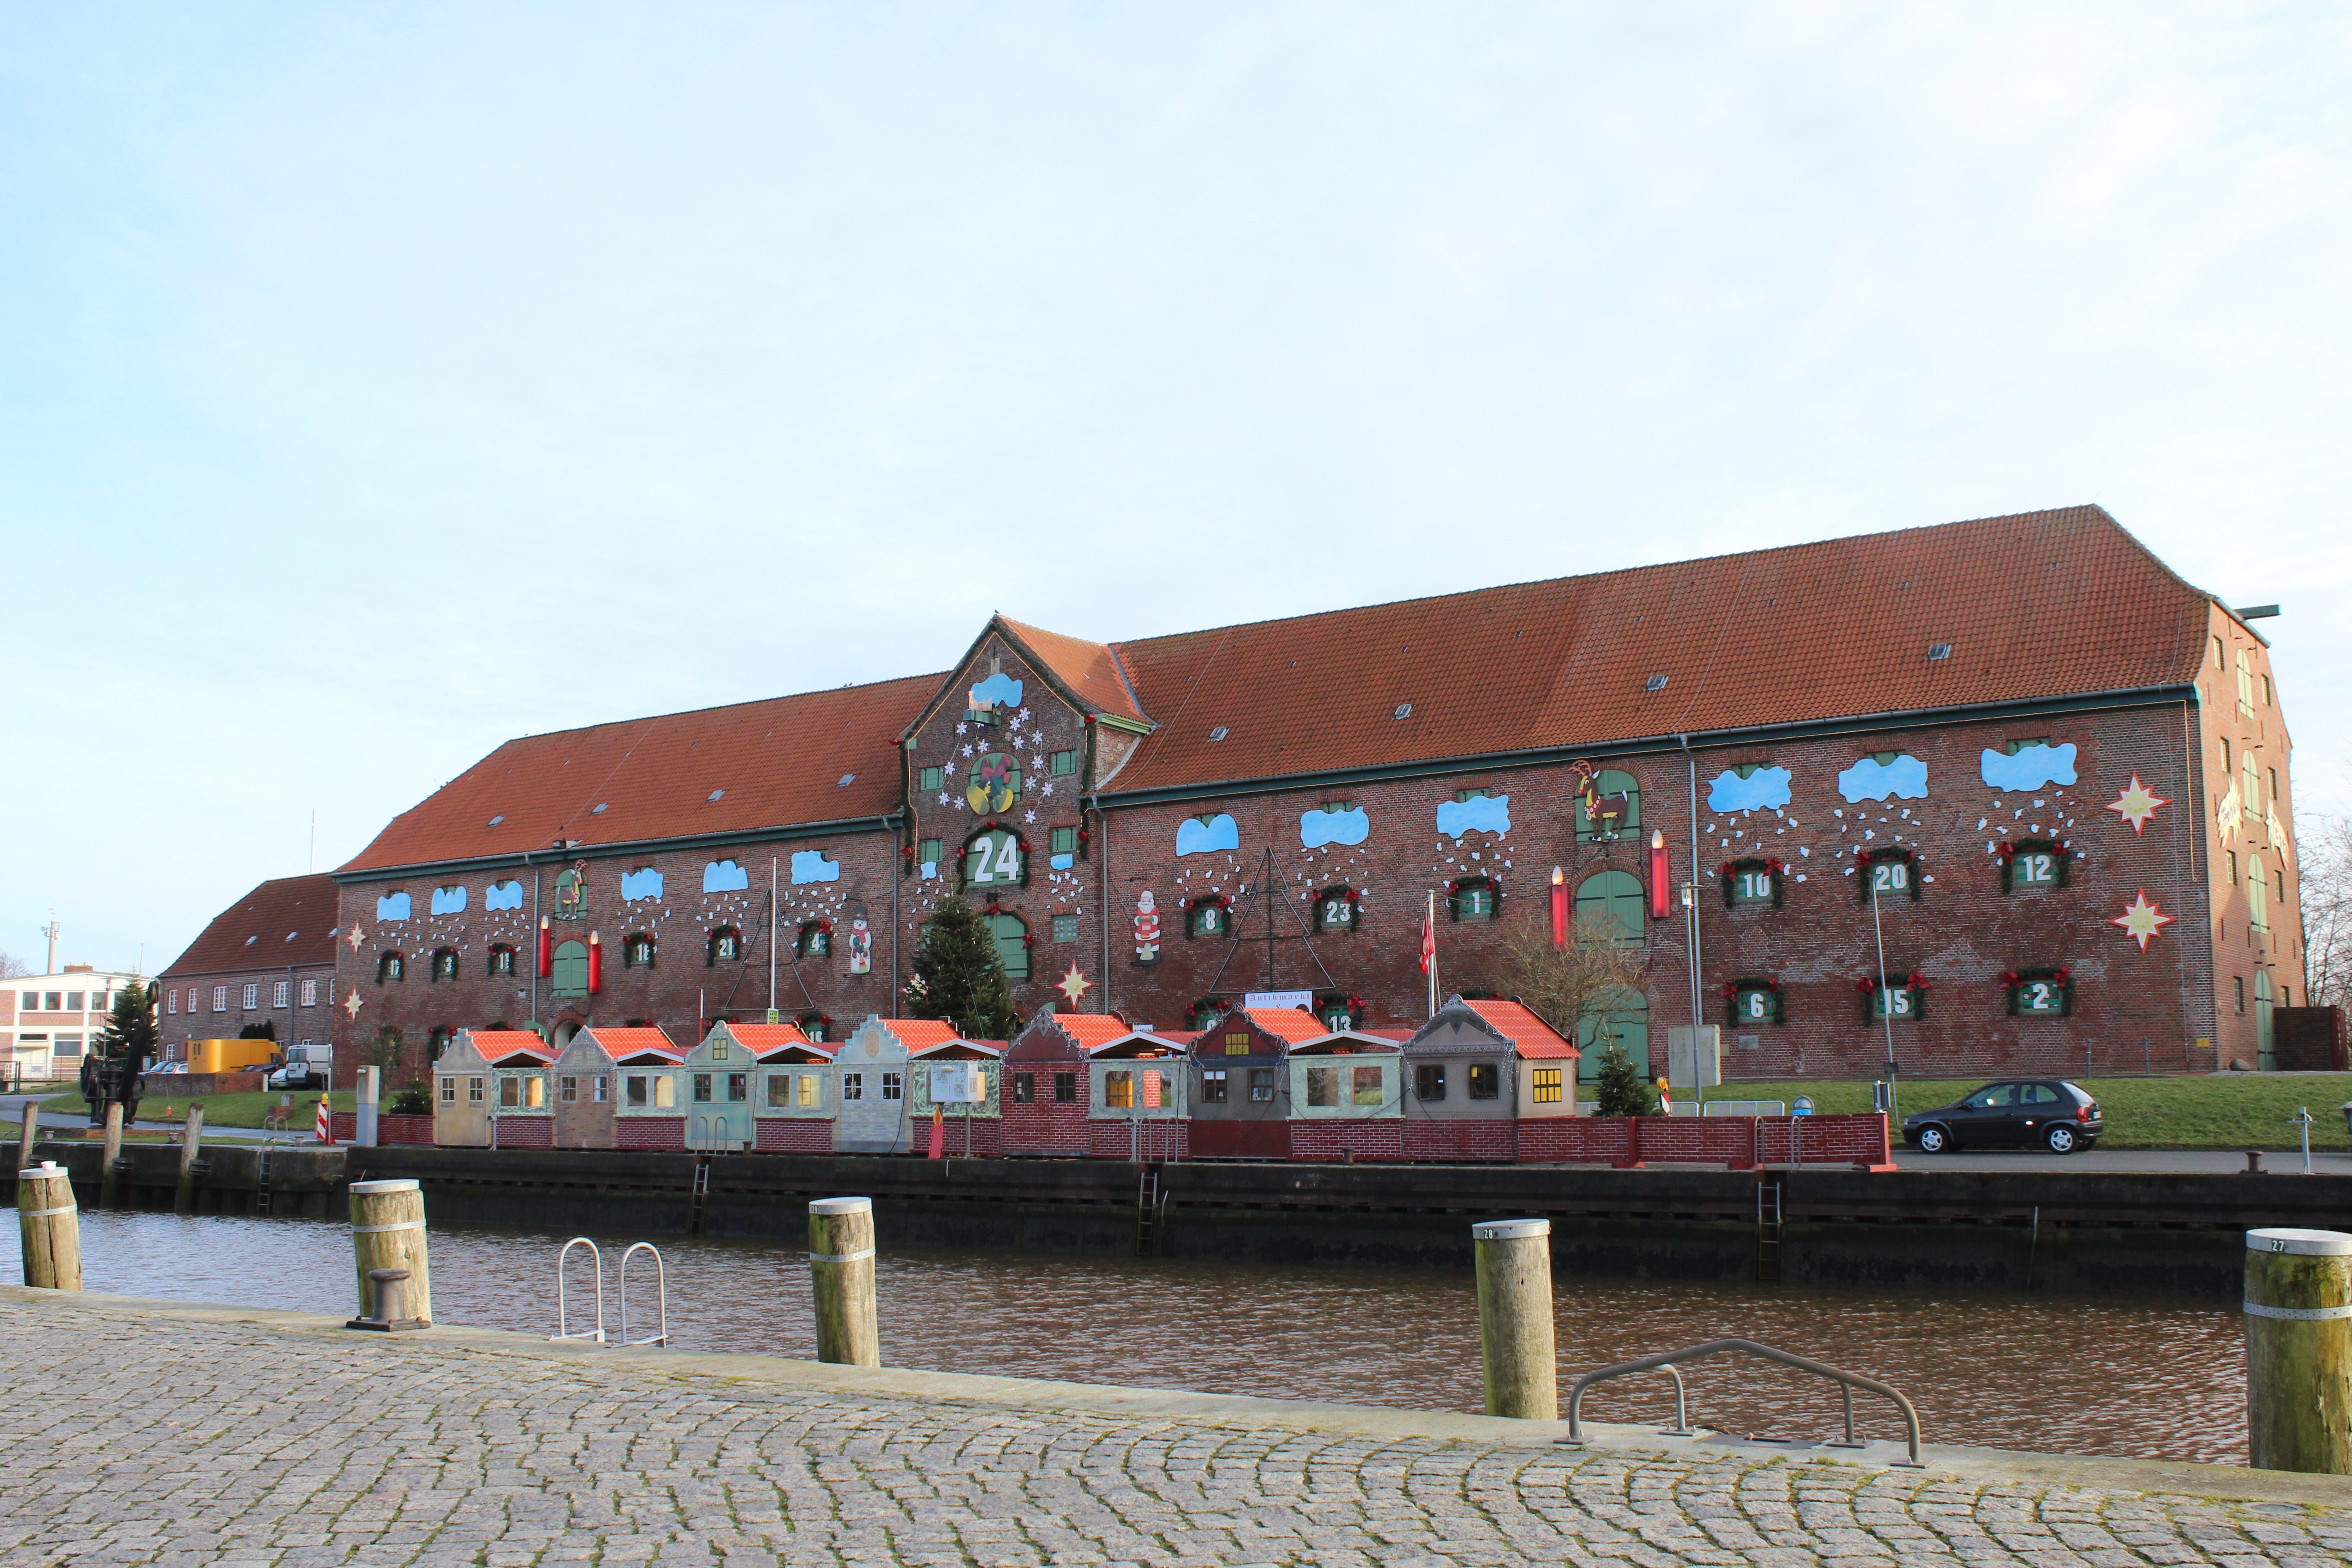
185 1038 282 1075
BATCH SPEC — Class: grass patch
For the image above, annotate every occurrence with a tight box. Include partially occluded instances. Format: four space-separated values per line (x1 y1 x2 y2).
1709 1074 2352 1150
42 1088 356 1130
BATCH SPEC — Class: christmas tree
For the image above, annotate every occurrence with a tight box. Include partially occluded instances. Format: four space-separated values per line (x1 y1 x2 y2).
1589 1035 1658 1118
95 980 159 1072
906 897 1019 1041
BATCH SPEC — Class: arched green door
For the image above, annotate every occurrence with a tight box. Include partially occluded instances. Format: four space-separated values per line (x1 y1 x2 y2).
2256 969 2275 1072
988 913 1029 980
1574 870 1644 946
1576 987 1650 1083
551 940 589 998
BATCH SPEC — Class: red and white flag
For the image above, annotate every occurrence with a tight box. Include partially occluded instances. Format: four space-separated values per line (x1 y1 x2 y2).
1419 907 1436 975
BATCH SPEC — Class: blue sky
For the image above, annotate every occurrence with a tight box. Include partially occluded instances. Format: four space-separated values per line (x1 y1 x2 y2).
5 3 2349 973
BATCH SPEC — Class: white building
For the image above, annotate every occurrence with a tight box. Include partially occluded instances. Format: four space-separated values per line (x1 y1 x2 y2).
3 965 146 1085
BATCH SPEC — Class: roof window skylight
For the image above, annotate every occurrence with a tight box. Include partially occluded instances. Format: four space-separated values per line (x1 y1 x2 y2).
838 773 857 786
1208 726 1230 742
1645 674 1669 692
592 803 608 813
1927 643 1953 661
1393 703 1413 720
488 814 504 827
707 789 725 802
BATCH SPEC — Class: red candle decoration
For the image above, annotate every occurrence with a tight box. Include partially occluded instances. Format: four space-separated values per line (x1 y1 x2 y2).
1648 830 1670 920
587 931 603 995
1548 867 1568 949
537 916 552 978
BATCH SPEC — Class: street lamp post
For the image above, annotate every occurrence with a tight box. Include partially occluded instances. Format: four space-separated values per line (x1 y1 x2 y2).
1869 869 1899 1129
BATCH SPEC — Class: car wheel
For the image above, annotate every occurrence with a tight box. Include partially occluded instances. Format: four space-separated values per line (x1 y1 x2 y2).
2045 1124 2079 1155
1915 1125 1949 1154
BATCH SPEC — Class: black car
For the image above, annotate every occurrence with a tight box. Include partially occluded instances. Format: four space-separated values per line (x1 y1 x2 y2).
1902 1079 2102 1154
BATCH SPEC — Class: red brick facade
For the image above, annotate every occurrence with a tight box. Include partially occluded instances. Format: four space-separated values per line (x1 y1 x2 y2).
328 512 2302 1090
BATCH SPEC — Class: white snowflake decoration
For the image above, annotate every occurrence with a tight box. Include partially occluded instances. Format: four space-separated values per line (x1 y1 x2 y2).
1041 781 1054 796
937 793 951 806
955 721 967 735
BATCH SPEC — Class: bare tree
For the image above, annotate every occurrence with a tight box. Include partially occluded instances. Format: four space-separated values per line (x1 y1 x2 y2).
1495 919 1651 1041
2298 811 2352 1009
0 951 32 980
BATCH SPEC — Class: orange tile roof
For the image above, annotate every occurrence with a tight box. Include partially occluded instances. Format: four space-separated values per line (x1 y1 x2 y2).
1465 1000 1580 1059
583 1025 678 1058
1044 1013 1134 1050
996 617 1148 724
344 508 2211 875
1107 507 2208 794
1242 1007 1330 1044
161 874 343 976
720 1022 822 1056
341 673 941 874
466 1030 556 1066
880 1018 968 1051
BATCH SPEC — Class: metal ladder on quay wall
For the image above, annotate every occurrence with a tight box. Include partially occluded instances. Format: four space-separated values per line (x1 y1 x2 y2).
687 1154 713 1236
254 1146 275 1216
1754 1171 1785 1283
1134 1162 1167 1258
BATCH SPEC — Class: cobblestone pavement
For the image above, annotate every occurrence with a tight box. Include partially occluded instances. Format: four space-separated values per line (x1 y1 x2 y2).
3 1298 2348 1568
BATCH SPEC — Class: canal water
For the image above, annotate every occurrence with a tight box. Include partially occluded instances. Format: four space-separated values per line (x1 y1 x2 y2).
7 1210 2246 1464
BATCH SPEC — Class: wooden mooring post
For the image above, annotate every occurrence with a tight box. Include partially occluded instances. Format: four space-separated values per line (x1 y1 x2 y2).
2245 1226 2351 1474
348 1178 433 1325
17 1160 82 1290
174 1105 206 1215
808 1196 879 1367
1473 1217 1557 1420
16 1098 35 1166
98 1102 125 1210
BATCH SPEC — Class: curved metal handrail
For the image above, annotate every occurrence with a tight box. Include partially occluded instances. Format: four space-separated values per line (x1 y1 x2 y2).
618 1241 669 1347
1563 1337 1922 1467
552 1237 606 1344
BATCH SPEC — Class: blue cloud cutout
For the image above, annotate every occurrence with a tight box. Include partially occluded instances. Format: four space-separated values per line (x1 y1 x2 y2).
1300 806 1370 849
1707 767 1793 813
703 859 751 893
1980 742 2077 792
790 850 841 885
621 867 665 902
376 892 412 921
1176 814 1240 856
1436 795 1511 840
484 881 523 911
969 671 1024 709
430 886 467 916
1838 755 1929 803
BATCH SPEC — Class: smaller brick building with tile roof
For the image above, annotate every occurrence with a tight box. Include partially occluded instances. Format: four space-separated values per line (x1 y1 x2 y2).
158 874 343 1062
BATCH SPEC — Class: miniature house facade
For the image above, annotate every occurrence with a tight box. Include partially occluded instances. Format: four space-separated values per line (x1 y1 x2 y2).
612 1039 687 1150
1185 1008 1326 1160
1398 997 1579 1161
553 1025 679 1148
1001 1011 1133 1156
1285 1026 1411 1161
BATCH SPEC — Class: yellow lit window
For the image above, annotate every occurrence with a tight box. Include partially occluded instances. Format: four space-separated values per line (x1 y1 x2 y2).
1224 1032 1250 1055
1532 1068 1563 1104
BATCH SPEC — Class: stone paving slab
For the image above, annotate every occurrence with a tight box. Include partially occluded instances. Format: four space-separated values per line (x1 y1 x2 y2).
2 1288 2347 1568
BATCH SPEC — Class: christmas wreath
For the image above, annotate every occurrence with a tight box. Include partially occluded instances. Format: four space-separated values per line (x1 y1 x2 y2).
1314 885 1362 930
1854 844 1924 903
1717 856 1788 908
1856 970 1930 1023
1997 838 2070 892
1188 995 1230 1029
1186 892 1233 937
1720 976 1783 1025
1444 876 1501 918
1314 990 1371 1027
2001 965 2073 1016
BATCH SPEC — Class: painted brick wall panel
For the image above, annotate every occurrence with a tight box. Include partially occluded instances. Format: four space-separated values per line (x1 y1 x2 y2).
615 1117 687 1151
755 1118 834 1153
493 1117 553 1149
1288 1119 1403 1161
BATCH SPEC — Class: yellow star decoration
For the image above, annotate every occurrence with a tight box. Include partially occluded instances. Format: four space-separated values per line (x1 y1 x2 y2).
343 988 365 1018
346 922 366 952
1056 964 1093 1007
2103 774 2168 835
2110 888 2175 951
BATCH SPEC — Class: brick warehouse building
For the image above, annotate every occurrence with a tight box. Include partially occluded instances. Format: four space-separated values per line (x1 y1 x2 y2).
324 506 2301 1089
